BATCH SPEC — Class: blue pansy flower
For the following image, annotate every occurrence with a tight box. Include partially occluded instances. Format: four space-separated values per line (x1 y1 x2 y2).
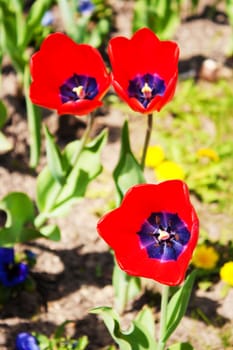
16 332 40 350
0 247 28 287
77 0 95 15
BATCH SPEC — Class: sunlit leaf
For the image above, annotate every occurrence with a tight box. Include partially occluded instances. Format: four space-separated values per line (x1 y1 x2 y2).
113 261 141 314
36 130 107 217
91 306 157 350
44 126 67 184
163 270 197 343
113 120 145 204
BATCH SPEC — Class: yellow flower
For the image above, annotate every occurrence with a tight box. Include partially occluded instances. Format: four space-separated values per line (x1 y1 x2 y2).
220 261 233 286
196 148 219 162
145 145 165 168
192 245 219 269
155 161 185 181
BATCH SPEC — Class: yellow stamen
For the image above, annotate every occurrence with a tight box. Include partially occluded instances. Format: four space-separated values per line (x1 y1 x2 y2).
158 229 170 241
72 86 85 99
141 82 152 99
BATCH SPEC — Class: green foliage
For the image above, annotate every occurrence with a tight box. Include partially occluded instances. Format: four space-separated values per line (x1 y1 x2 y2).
113 120 145 204
91 306 157 350
35 321 88 349
36 129 107 222
0 0 53 167
154 79 233 214
163 270 197 343
57 0 112 47
0 192 60 245
44 126 66 185
0 0 53 63
0 100 12 153
133 0 183 39
112 261 141 314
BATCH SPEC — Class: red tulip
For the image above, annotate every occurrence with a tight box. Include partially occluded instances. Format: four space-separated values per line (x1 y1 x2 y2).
97 180 199 286
108 28 179 114
30 33 111 116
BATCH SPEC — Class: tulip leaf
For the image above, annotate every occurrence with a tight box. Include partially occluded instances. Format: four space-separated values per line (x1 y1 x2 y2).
39 224 61 241
36 166 62 214
91 306 157 350
36 129 107 217
113 261 141 314
113 120 145 204
163 270 197 343
44 126 67 185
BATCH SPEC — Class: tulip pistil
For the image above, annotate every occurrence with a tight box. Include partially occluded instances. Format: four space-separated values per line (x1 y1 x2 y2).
141 82 152 99
59 74 98 103
72 85 85 99
128 73 166 108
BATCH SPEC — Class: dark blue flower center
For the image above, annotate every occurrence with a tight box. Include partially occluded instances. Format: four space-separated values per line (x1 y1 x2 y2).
137 212 190 261
59 74 98 103
128 73 166 108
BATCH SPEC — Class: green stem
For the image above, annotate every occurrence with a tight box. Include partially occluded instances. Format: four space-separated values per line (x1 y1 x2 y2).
71 113 95 166
140 113 153 170
158 284 170 350
24 65 41 168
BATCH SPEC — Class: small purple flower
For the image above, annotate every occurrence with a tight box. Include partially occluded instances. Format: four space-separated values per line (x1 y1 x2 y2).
0 247 28 288
41 10 54 26
16 332 40 350
77 0 95 15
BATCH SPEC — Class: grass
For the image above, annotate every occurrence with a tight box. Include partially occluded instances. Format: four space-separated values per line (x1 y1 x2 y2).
151 78 233 215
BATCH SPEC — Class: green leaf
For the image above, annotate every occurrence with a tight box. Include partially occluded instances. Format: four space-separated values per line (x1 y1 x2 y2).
113 120 145 204
44 126 66 184
134 305 156 341
163 270 197 343
91 306 157 350
26 0 53 43
54 320 73 339
39 224 61 241
0 192 60 244
0 131 12 153
113 261 141 314
0 100 7 128
226 0 233 26
168 342 194 350
36 130 107 217
0 2 25 72
0 192 35 232
35 333 51 350
36 166 62 214
0 192 41 245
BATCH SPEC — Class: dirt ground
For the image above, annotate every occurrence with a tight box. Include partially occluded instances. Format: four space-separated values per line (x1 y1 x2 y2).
0 1 233 349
